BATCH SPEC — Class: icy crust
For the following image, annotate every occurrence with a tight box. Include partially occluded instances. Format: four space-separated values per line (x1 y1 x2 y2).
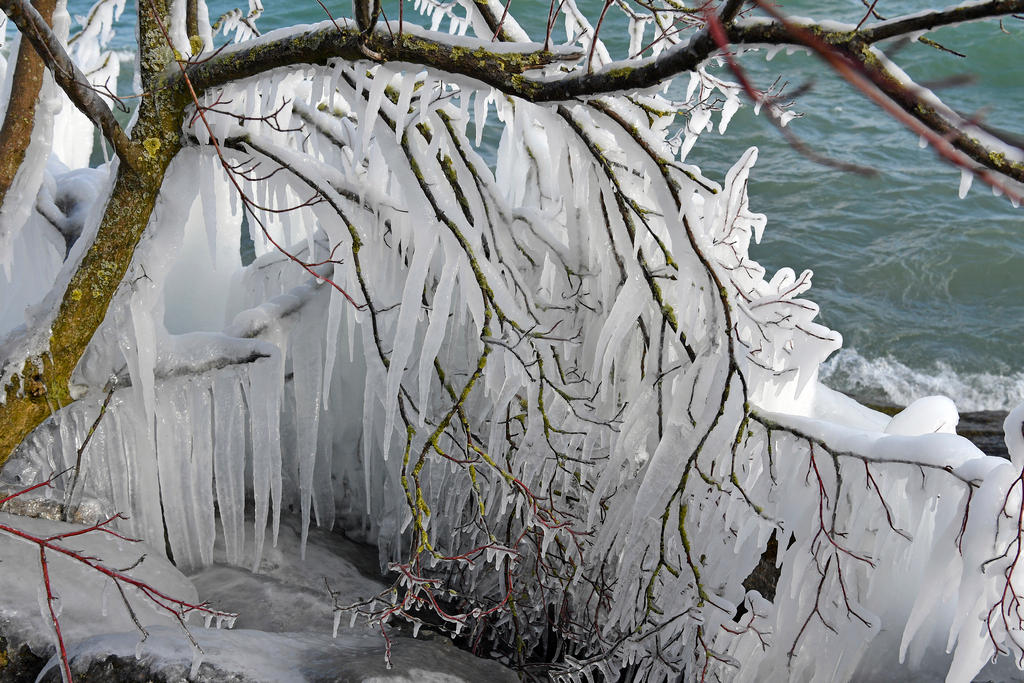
0 512 198 653
189 516 386 634
37 626 518 682
198 15 580 66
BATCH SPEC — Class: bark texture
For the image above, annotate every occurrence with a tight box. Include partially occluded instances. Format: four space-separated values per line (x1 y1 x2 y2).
0 0 57 206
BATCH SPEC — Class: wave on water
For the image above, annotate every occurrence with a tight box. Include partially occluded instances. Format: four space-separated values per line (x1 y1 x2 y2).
820 348 1024 413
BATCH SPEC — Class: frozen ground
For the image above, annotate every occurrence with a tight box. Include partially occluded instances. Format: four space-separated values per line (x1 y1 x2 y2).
0 510 515 682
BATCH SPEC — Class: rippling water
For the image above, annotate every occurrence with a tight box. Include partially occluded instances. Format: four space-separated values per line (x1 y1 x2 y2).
692 5 1024 410
66 0 1024 410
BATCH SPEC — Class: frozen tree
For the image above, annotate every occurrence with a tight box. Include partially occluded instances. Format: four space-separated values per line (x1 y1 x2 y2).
1 0 1024 680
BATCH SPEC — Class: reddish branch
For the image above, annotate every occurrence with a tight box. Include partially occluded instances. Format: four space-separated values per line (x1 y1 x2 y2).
0 475 235 681
748 0 1024 198
986 471 1024 660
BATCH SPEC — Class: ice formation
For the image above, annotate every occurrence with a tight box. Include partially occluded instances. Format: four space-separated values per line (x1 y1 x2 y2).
2 1 1024 681
0 512 201 649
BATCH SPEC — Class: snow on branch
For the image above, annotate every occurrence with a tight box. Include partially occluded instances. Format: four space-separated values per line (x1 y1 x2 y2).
174 1 1024 194
857 0 1024 44
183 20 584 98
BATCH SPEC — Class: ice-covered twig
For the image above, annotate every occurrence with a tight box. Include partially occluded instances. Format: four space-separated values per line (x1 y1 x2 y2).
0 476 237 682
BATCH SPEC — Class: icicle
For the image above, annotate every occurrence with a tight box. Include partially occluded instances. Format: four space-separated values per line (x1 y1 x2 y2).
417 251 458 418
213 372 247 566
958 168 973 199
418 74 435 125
719 94 740 134
322 264 346 405
190 645 203 678
394 72 417 143
156 380 202 570
100 579 111 617
382 224 438 454
188 383 216 567
361 66 391 160
291 302 324 558
628 16 647 57
473 88 491 147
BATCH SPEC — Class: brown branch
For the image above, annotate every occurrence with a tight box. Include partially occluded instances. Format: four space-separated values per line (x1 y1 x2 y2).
858 0 1024 44
186 0 200 42
0 0 57 207
747 1 1024 190
184 22 582 97
0 0 143 170
857 45 1024 186
718 0 747 25
470 0 522 42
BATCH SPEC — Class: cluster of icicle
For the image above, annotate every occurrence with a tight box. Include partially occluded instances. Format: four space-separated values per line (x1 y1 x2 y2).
3 0 1024 681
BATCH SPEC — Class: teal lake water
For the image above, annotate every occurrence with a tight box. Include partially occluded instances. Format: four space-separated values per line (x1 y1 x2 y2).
62 0 1024 410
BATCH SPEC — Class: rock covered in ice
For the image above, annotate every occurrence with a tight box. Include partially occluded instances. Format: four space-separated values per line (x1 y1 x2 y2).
0 512 198 654
189 516 384 634
36 627 517 682
884 395 960 436
19 514 516 682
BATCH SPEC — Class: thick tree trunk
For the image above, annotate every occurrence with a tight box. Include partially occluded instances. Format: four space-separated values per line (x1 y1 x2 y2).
0 0 187 467
0 0 57 206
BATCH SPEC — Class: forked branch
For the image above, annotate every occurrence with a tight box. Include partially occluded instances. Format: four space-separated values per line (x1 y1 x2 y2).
0 0 142 169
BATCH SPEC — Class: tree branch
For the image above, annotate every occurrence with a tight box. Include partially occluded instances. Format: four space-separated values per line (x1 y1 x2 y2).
180 6 1024 196
0 0 56 207
738 2 1024 189
184 21 581 97
0 0 142 170
718 0 748 25
860 45 1024 185
858 0 1024 44
184 2 1024 113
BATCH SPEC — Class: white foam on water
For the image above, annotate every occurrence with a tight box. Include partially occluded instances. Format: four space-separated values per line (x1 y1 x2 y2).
821 347 1024 412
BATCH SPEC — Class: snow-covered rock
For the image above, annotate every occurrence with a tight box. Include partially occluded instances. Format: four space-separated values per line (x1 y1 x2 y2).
0 512 199 653
0 511 516 682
